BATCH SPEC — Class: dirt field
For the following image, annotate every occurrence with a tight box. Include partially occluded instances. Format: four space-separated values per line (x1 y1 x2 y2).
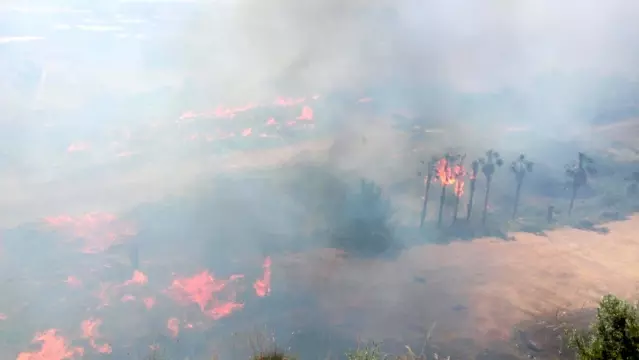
277 216 639 356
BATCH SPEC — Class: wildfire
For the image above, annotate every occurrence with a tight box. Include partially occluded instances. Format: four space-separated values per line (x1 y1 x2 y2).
253 257 272 297
452 165 466 197
16 329 84 360
64 276 82 288
435 158 455 186
296 106 313 121
167 318 180 338
123 270 148 286
81 318 112 354
44 212 136 254
167 271 244 320
435 157 466 197
274 96 306 106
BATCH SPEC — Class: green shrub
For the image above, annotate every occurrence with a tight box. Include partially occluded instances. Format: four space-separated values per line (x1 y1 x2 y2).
251 350 295 360
346 343 386 360
568 294 639 360
329 179 396 257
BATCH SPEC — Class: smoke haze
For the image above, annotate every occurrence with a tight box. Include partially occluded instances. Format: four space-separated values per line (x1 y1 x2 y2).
2 0 639 359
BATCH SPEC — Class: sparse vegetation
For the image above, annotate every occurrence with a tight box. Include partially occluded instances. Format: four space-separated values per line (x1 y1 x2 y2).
479 150 504 225
251 349 296 360
346 343 386 360
465 159 480 221
418 156 439 228
568 294 639 360
510 154 534 219
247 343 446 360
565 152 597 216
436 153 454 228
451 155 467 224
329 179 396 256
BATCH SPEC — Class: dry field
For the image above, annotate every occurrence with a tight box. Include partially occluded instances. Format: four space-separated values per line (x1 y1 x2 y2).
1 116 638 358
277 216 639 355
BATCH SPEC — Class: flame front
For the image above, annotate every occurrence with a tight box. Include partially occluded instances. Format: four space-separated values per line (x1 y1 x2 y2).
16 329 84 360
81 318 112 354
452 165 466 197
254 257 272 297
167 271 244 320
435 158 466 197
44 212 136 254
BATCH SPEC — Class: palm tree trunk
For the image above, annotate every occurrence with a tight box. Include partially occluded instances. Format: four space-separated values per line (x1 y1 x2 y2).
453 195 460 224
420 176 432 228
512 180 523 220
481 178 492 226
437 185 447 228
466 179 476 221
568 184 577 216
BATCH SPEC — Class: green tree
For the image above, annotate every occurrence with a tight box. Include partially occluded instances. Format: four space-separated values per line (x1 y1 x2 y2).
568 294 639 360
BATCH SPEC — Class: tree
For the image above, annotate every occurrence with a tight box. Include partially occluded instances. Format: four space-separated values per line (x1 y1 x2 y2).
510 154 534 219
466 160 480 221
330 179 395 257
418 156 439 228
436 153 462 228
568 294 639 360
565 152 597 216
479 150 503 226
451 155 467 224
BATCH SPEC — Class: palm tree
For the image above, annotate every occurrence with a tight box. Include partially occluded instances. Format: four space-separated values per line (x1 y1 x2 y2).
418 156 439 228
565 152 596 215
436 153 460 228
452 155 467 224
466 160 480 221
479 150 503 226
510 154 534 219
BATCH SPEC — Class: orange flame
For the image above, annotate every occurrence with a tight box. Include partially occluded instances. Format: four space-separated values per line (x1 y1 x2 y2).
254 257 272 297
452 165 466 197
296 106 313 121
81 318 112 354
44 213 136 254
274 97 306 106
167 271 244 320
17 329 84 360
123 270 148 286
167 318 180 338
266 118 277 125
143 297 156 310
64 276 82 288
435 158 466 197
435 158 455 185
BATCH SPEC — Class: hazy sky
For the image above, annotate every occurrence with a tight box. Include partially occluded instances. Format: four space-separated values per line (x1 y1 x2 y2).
172 0 639 98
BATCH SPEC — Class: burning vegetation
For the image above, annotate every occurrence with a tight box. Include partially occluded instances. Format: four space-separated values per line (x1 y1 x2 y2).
2 89 639 360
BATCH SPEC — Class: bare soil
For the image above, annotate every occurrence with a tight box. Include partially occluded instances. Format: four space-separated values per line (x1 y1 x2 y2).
276 217 639 358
